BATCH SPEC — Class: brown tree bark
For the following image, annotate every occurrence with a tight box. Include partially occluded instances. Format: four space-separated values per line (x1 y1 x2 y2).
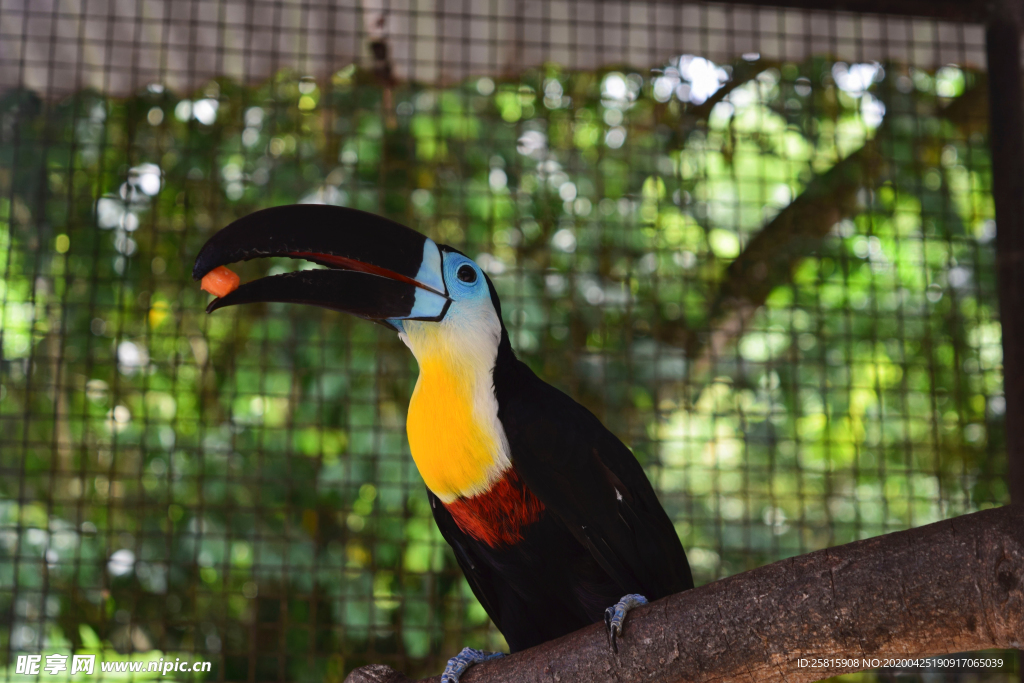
345 505 1024 683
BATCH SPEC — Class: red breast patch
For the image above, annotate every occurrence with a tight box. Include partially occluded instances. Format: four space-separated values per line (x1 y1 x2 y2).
444 468 545 547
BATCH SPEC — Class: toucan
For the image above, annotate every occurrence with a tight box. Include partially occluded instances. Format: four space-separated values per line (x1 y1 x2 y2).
193 205 693 682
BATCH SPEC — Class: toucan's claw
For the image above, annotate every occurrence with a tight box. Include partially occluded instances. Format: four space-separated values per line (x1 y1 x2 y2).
441 647 504 683
604 593 648 653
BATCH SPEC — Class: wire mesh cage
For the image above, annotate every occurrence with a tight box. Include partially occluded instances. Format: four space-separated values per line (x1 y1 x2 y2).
0 1 1014 681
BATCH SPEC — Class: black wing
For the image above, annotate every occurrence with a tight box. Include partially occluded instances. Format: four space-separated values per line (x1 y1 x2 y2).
493 351 693 600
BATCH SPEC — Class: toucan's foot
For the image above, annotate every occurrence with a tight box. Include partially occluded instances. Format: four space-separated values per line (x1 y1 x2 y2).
604 593 648 653
441 647 505 683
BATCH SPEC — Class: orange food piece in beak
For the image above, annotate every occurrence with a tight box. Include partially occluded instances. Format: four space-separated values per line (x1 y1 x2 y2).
201 266 241 297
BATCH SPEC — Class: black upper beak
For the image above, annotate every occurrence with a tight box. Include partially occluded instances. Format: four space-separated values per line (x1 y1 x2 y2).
192 205 450 322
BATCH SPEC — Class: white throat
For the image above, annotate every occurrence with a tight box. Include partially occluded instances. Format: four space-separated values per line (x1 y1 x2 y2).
398 301 512 503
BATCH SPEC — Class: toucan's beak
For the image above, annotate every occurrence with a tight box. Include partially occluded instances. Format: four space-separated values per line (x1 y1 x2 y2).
192 205 450 324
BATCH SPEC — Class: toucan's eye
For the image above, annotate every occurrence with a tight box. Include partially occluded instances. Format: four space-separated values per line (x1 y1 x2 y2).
457 264 477 283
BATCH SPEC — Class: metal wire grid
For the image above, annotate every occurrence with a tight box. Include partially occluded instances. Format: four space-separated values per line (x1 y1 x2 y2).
0 1 1012 681
0 2 987 94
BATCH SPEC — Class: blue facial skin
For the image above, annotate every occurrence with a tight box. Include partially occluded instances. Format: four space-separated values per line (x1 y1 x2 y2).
412 238 446 295
387 250 488 335
442 251 488 302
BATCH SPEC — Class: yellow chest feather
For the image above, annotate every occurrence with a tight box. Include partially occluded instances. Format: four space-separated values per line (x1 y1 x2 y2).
406 358 507 502
402 320 509 503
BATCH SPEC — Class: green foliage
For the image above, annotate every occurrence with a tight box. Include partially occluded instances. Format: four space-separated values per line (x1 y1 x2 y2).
0 56 1006 680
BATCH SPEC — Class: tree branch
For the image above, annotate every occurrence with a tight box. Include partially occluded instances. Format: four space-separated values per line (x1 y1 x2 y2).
685 140 879 364
686 58 777 121
659 76 987 369
345 505 1024 683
